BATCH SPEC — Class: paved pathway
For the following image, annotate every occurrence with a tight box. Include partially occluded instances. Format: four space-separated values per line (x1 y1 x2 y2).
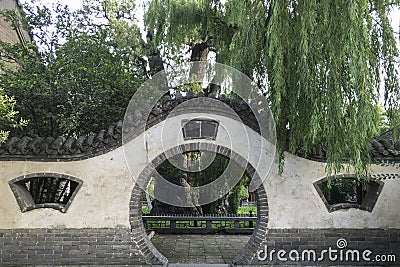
151 234 251 264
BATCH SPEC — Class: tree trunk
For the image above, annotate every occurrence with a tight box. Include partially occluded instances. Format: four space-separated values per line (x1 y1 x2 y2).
189 41 209 83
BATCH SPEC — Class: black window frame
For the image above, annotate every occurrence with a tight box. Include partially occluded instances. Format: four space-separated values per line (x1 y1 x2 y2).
313 174 384 212
9 173 83 213
181 118 219 140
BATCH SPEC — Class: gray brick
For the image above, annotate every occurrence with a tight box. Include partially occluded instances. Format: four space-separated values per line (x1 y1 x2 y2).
0 228 155 265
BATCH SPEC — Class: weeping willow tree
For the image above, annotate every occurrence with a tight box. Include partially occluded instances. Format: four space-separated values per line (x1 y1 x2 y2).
145 0 236 63
145 0 400 177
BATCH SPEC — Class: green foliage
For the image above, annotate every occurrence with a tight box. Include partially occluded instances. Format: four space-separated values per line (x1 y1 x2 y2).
261 0 400 177
237 205 257 215
374 105 390 133
145 0 236 63
0 0 149 137
320 179 357 204
379 159 400 170
142 205 151 214
237 184 249 201
145 0 400 178
227 176 248 214
156 152 228 214
0 88 27 143
155 152 250 214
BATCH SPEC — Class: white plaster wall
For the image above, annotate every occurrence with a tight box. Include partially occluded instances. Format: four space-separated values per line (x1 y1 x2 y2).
0 113 399 229
0 147 134 228
123 113 275 187
266 153 400 229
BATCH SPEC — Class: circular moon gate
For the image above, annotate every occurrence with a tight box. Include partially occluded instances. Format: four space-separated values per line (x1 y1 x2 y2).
129 143 269 265
123 61 276 207
124 61 275 264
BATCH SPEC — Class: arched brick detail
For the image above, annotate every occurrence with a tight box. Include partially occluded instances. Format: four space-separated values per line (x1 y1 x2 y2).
129 143 269 265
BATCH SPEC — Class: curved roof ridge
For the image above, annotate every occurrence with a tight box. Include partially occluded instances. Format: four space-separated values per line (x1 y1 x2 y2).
0 92 399 163
0 92 258 160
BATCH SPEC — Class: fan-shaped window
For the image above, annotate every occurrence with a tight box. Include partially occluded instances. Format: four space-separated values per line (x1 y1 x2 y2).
9 173 82 213
182 119 219 140
314 175 383 212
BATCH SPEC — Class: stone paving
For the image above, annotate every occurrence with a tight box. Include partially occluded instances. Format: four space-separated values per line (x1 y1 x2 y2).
151 234 251 264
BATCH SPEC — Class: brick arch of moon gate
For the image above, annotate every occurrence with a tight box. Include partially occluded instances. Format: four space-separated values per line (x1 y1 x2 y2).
128 140 270 265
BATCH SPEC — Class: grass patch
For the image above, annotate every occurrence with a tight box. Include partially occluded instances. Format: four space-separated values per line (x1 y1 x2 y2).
142 206 151 214
237 205 257 215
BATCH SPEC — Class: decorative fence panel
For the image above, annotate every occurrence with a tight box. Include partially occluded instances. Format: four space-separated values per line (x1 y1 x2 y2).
142 214 258 234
